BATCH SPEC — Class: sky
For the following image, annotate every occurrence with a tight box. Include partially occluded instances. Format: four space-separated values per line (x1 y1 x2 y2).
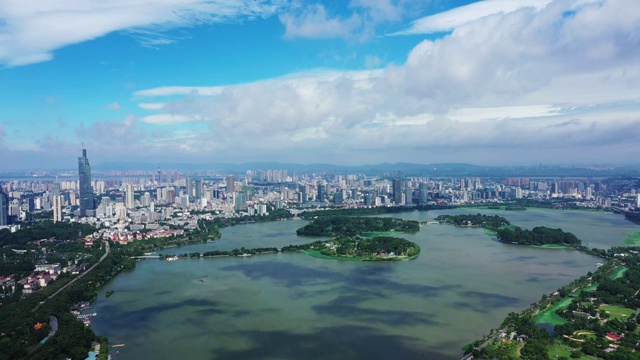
0 0 639 169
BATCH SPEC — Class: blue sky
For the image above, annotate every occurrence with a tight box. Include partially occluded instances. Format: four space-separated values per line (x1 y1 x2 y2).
1 0 639 169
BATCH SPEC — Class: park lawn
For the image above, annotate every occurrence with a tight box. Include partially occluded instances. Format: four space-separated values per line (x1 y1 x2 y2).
571 283 599 296
600 305 636 320
534 297 574 325
548 343 593 360
625 231 640 245
609 267 628 280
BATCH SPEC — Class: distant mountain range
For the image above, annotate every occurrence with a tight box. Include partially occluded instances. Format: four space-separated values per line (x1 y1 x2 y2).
88 161 640 177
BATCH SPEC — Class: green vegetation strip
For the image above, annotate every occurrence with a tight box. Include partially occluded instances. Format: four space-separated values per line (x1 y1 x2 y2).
624 231 640 245
534 297 573 325
600 305 636 320
610 266 628 280
548 342 592 360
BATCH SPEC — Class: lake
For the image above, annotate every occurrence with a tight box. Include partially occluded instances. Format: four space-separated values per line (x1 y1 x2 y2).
90 209 639 359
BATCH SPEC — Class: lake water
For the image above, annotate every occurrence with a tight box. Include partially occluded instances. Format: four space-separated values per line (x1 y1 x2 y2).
90 209 639 359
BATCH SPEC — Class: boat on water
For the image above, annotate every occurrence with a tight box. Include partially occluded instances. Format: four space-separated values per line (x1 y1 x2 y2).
165 256 179 261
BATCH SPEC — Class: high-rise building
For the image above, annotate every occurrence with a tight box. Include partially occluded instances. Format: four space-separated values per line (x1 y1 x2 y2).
194 179 202 200
52 184 63 223
226 175 235 193
0 188 8 225
393 178 402 204
126 184 135 209
186 177 193 200
404 187 412 205
418 182 429 205
235 192 247 211
78 148 95 216
317 185 325 202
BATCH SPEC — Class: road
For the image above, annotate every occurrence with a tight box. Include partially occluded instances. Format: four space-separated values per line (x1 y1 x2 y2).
461 328 504 360
43 241 110 303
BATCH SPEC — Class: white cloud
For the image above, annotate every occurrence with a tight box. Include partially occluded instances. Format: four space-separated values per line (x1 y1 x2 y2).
141 114 195 124
394 0 554 35
138 102 166 110
134 86 225 97
0 0 283 66
125 0 640 164
279 4 361 39
278 0 413 40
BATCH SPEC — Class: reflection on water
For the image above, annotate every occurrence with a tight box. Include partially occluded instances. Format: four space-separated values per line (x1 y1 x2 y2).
91 209 638 359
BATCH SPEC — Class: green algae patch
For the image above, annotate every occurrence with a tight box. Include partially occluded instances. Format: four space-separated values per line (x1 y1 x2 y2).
610 267 628 280
534 297 573 325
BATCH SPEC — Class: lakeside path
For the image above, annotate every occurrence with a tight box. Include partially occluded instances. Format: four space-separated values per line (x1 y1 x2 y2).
43 242 110 303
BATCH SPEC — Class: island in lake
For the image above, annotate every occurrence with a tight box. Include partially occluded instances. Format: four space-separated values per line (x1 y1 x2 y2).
296 215 419 236
291 216 421 260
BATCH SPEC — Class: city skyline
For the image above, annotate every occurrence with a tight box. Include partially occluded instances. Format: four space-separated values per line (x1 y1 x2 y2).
1 0 639 169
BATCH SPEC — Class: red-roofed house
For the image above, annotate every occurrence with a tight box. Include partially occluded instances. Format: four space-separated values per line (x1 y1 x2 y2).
606 333 622 341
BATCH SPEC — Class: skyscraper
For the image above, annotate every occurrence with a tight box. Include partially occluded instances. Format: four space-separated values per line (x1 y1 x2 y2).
186 177 193 200
194 179 202 200
393 178 402 205
0 188 8 225
126 184 135 209
78 148 95 216
52 184 63 223
226 175 235 193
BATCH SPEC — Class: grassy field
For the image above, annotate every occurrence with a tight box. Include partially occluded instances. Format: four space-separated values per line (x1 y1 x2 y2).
600 305 636 320
625 231 640 245
610 267 628 280
534 297 574 325
548 343 593 359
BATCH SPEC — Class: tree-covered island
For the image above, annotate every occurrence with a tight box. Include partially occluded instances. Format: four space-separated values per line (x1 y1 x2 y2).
435 214 511 232
497 226 582 247
296 216 419 236
291 216 421 260
282 236 420 261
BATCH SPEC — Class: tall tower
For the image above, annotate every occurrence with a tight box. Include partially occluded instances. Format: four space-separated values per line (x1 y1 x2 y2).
194 179 202 200
78 148 95 216
0 188 8 226
186 177 193 200
226 175 235 193
52 184 63 223
393 178 402 205
126 184 135 209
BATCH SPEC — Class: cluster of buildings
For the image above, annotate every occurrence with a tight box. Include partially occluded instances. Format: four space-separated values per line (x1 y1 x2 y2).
2 150 640 235
1 262 90 298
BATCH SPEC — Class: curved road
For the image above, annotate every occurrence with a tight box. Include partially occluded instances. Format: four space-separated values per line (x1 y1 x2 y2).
43 241 110 303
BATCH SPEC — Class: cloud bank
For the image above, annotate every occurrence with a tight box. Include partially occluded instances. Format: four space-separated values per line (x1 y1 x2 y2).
117 0 640 165
0 0 283 66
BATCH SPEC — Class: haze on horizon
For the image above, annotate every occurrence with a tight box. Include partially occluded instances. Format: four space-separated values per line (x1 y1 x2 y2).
0 0 639 170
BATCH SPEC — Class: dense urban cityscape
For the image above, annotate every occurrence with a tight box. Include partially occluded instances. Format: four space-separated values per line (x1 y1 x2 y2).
2 0 640 359
3 149 640 359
